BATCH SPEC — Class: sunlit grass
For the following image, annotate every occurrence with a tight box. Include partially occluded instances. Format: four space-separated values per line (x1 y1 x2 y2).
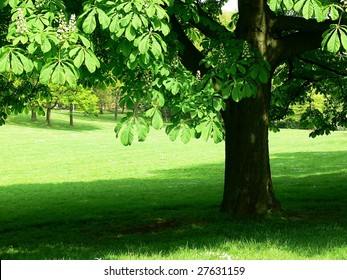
0 111 346 260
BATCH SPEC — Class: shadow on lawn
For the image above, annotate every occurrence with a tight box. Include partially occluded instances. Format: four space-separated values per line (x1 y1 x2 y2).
0 152 346 260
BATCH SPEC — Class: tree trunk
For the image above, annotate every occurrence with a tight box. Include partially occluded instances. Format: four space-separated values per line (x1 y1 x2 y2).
115 91 120 120
46 107 51 126
31 109 37 122
221 81 280 215
69 103 74 126
218 0 280 215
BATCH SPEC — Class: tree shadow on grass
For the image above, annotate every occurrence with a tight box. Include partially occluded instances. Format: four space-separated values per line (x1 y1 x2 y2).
0 152 346 260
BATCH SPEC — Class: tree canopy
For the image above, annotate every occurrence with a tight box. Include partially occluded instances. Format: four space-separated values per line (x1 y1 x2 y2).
0 0 346 136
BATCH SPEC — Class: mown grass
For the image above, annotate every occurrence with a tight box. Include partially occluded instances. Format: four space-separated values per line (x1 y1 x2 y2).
0 111 346 260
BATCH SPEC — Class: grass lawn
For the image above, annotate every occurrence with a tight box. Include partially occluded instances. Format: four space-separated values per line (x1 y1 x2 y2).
0 111 346 260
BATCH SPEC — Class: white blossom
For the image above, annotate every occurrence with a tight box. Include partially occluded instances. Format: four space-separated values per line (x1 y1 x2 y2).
15 8 29 34
35 0 45 8
56 11 77 40
195 70 201 81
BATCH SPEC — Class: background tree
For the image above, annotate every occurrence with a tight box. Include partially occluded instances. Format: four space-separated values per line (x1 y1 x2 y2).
271 50 347 135
59 84 98 126
0 0 346 216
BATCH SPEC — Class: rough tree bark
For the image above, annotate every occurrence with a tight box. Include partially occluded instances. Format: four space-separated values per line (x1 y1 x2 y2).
221 82 280 214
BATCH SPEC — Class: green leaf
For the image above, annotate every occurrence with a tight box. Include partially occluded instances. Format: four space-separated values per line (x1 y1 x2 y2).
84 50 99 73
293 0 306 12
146 4 156 17
135 117 149 142
120 13 133 27
126 50 138 69
151 37 162 58
327 29 340 53
152 109 164 130
8 0 17 8
16 52 33 73
160 22 170 36
268 0 281 11
69 47 80 57
27 42 38 54
118 39 132 57
10 53 23 75
231 84 242 102
139 52 150 66
97 8 110 29
160 65 170 76
78 34 91 48
73 49 85 68
213 98 223 111
41 38 51 53
329 6 340 21
283 0 294 10
132 13 142 30
125 25 136 41
127 57 138 69
139 14 149 28
138 34 150 54
237 63 246 74
40 63 55 84
241 82 250 98
180 124 192 144
156 6 167 19
312 0 324 22
230 63 237 75
145 107 156 117
83 10 96 34
340 29 347 51
167 124 180 141
196 121 212 142
120 122 135 146
249 65 259 79
123 2 132 13
302 0 314 19
51 64 65 84
64 66 77 85
221 84 232 99
20 35 28 44
0 51 10 73
212 122 223 143
258 69 269 83
152 90 165 107
114 120 124 137
163 77 179 94
0 0 9 9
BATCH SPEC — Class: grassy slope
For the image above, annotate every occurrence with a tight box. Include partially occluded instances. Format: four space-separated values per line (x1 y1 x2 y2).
0 111 346 260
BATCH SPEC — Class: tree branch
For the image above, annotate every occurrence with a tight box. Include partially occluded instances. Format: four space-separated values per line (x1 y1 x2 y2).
269 13 347 64
274 31 323 64
170 15 208 75
270 16 331 35
297 55 347 76
190 3 232 39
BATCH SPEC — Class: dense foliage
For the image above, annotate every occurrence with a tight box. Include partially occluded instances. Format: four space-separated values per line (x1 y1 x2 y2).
0 0 346 139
